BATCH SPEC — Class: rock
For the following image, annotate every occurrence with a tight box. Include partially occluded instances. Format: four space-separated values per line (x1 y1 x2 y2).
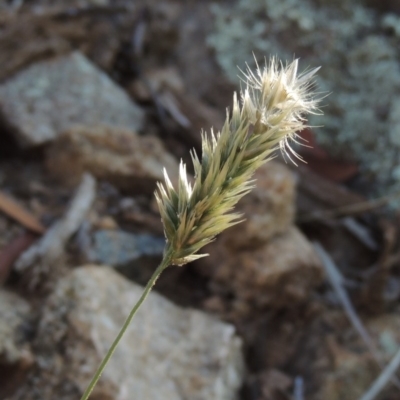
93 215 119 231
317 313 400 400
318 338 379 400
256 369 292 400
45 125 179 194
196 161 318 314
219 161 295 249
366 313 400 356
202 227 323 314
91 230 165 266
0 290 32 365
129 67 185 102
0 290 34 398
0 52 144 147
10 266 245 400
89 230 166 284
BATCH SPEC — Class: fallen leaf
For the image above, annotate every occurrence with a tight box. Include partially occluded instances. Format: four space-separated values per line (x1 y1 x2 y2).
0 191 46 234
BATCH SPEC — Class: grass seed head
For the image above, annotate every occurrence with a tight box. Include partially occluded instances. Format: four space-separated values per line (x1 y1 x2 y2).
155 57 321 265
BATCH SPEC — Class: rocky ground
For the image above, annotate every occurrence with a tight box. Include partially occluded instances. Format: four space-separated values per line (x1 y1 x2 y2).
1 1 400 400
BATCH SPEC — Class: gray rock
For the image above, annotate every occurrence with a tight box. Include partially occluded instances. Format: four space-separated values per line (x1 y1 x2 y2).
0 290 32 365
45 125 180 194
0 52 144 147
0 290 34 398
10 266 244 400
92 230 165 266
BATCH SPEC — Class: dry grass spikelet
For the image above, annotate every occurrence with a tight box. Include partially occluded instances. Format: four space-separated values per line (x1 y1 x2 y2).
155 57 321 265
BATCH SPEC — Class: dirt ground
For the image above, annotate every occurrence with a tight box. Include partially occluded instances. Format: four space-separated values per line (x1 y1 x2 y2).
1 1 400 400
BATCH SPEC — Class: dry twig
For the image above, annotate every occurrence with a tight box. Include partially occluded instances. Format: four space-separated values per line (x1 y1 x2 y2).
0 190 46 234
15 174 96 285
341 217 378 251
299 191 400 223
313 242 382 365
314 242 400 391
293 376 304 400
360 346 400 400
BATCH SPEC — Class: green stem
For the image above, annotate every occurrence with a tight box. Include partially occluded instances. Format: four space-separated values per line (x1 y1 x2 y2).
80 249 173 400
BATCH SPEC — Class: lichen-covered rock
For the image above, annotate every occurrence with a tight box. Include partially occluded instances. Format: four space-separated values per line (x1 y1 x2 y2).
208 0 400 199
45 125 179 194
10 266 245 400
0 52 144 147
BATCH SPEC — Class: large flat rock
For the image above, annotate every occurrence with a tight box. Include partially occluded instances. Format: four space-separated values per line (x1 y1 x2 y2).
10 266 244 400
0 52 144 147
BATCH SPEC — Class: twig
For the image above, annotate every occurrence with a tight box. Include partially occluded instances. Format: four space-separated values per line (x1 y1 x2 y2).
360 346 400 400
314 242 400 390
341 217 378 251
15 174 96 281
299 191 400 223
158 91 191 128
0 190 46 234
313 242 383 365
293 376 304 400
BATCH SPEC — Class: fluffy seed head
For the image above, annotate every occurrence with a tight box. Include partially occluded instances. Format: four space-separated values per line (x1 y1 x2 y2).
239 57 321 164
155 57 321 265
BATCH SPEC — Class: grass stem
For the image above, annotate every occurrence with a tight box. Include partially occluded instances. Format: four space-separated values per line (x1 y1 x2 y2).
80 248 173 400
